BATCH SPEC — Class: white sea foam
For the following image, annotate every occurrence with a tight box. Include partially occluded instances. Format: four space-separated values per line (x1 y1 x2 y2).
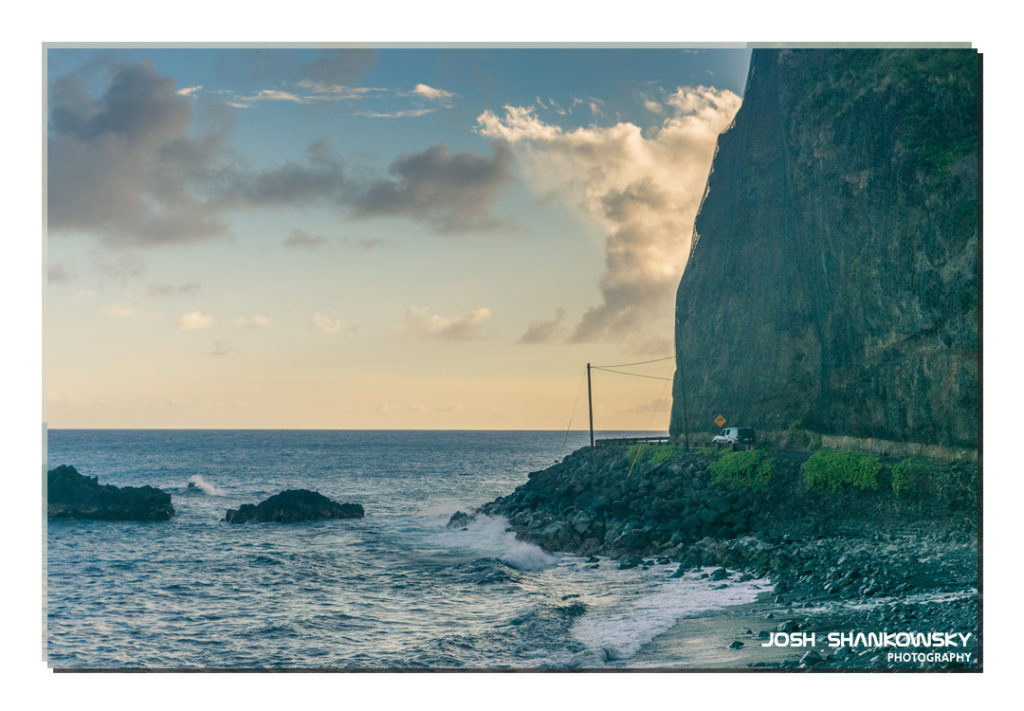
571 567 772 661
436 514 557 571
187 474 227 496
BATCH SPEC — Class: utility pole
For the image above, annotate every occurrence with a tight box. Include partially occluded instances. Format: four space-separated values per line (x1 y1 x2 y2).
587 362 594 447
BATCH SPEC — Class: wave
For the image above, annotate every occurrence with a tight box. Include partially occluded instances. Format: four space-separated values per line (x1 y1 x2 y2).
436 514 557 571
570 567 772 662
187 474 227 496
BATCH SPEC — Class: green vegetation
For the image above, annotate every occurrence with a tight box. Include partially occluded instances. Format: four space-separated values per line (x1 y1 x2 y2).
697 446 719 458
803 449 882 492
710 450 773 490
625 443 679 467
892 457 934 496
785 419 810 449
647 444 679 466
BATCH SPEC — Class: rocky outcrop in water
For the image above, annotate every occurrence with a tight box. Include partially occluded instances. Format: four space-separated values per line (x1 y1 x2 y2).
224 489 364 523
47 464 174 521
671 49 979 447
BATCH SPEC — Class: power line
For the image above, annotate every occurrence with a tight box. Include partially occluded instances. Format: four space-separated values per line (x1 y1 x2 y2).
591 367 674 381
591 355 675 368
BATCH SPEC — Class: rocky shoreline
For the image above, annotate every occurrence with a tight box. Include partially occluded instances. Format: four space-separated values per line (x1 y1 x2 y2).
473 444 979 669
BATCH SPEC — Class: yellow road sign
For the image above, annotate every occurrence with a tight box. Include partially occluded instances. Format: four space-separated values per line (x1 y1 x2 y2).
714 414 727 428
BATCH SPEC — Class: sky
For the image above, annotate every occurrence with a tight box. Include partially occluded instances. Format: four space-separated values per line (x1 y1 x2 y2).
44 46 753 430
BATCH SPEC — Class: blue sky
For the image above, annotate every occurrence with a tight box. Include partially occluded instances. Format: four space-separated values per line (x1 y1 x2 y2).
45 46 751 429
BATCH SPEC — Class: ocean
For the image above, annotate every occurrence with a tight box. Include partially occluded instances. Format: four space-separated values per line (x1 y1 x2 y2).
45 429 771 669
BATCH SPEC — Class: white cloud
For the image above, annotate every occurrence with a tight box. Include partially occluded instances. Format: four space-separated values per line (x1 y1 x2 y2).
311 313 353 335
103 303 134 319
411 83 454 101
354 108 436 119
71 290 96 301
177 85 203 97
397 306 491 341
229 315 271 329
643 99 664 115
476 85 741 342
177 311 213 330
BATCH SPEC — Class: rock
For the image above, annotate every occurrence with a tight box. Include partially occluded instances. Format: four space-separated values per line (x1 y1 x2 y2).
618 556 642 570
446 510 475 529
730 640 745 649
586 556 600 563
800 651 823 667
709 567 729 581
224 489 363 524
776 620 798 633
47 465 174 521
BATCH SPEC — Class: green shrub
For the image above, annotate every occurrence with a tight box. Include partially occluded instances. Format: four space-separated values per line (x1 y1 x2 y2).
697 446 719 458
624 443 648 464
803 449 881 492
786 419 810 448
892 457 934 496
647 445 679 467
710 450 773 490
625 443 678 467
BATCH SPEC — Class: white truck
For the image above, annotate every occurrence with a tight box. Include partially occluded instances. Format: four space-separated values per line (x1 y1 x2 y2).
712 427 756 450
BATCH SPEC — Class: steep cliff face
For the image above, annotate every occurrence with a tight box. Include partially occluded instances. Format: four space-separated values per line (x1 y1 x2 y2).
670 49 979 447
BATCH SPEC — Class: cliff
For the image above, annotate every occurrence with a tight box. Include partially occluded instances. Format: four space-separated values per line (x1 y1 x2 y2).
670 49 979 447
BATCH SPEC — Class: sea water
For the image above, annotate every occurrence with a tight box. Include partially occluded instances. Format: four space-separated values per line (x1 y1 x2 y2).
45 429 770 669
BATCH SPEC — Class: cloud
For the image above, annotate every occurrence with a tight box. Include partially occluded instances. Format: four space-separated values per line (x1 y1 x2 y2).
71 290 96 301
284 229 329 249
49 60 513 248
47 264 75 283
312 313 355 335
351 142 515 234
177 311 213 330
476 85 741 342
48 60 232 246
177 85 203 97
299 49 377 85
397 306 491 341
229 315 271 329
295 81 386 99
103 303 134 319
518 307 567 344
411 83 454 101
144 281 200 298
643 99 664 115
354 107 437 119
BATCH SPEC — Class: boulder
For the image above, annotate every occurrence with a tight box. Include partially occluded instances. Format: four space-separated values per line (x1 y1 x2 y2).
446 510 475 529
224 489 363 524
47 465 174 521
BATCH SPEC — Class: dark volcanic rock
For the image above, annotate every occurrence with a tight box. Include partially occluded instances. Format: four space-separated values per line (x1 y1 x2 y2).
670 49 978 447
47 465 174 521
224 489 363 524
446 510 475 529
